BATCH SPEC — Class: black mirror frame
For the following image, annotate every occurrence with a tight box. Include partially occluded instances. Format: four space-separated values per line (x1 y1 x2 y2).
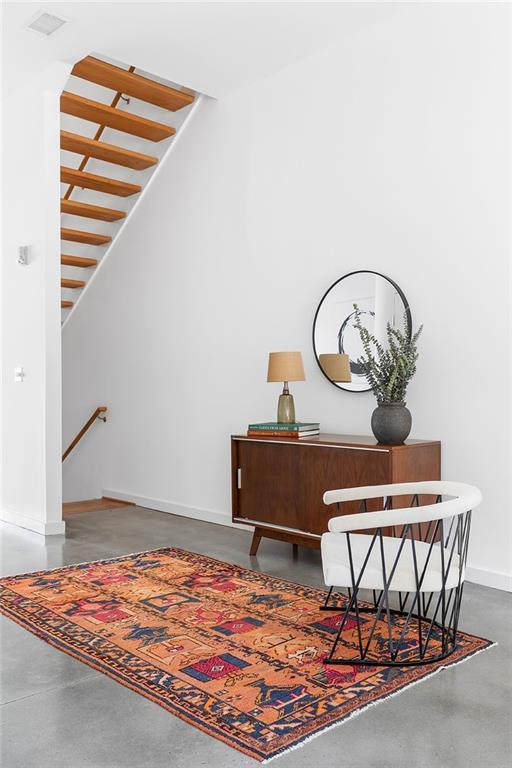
312 270 412 393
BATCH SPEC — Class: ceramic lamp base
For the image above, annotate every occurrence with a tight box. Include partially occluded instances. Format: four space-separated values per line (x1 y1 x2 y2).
277 393 296 423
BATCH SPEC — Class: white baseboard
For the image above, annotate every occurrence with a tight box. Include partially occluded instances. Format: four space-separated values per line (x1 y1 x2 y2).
0 508 65 536
102 489 251 532
102 489 511 592
465 565 512 592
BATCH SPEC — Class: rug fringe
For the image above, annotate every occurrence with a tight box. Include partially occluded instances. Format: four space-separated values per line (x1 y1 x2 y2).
0 543 323 597
0 548 171 580
261 641 497 763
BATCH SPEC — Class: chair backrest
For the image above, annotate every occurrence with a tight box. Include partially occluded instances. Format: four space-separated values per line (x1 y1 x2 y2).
324 481 481 533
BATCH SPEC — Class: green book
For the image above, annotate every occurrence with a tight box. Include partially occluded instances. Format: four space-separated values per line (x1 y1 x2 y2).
248 422 320 432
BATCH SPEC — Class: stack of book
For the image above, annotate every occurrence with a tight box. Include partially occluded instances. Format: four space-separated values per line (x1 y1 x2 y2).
247 422 320 438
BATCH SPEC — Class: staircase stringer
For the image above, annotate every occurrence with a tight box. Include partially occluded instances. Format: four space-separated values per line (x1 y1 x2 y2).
61 93 205 331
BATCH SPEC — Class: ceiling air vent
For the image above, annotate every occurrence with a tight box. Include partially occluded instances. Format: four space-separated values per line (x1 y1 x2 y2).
25 11 68 37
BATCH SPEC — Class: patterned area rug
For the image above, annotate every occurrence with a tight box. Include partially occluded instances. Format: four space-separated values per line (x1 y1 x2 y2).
0 547 492 762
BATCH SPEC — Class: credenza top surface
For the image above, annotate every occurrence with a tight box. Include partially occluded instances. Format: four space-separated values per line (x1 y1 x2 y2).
232 433 440 450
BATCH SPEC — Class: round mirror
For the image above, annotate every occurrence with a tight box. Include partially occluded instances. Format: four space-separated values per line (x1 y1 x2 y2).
312 271 411 392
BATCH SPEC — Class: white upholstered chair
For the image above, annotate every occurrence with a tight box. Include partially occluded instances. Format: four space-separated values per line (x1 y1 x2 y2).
320 481 481 667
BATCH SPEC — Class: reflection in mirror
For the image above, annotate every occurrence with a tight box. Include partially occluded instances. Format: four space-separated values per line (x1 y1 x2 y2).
313 271 411 392
318 353 351 383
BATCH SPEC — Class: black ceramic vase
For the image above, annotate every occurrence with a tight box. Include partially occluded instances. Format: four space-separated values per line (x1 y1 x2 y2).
371 402 412 445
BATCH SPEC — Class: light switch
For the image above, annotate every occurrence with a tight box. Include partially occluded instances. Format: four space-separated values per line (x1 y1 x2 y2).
17 246 30 265
14 367 26 383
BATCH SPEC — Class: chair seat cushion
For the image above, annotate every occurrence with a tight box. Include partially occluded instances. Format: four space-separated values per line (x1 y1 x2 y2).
321 532 462 592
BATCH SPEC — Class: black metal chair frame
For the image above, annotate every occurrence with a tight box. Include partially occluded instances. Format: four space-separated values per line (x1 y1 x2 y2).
320 486 475 667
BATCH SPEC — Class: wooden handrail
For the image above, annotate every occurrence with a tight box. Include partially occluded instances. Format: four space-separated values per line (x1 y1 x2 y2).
62 406 107 461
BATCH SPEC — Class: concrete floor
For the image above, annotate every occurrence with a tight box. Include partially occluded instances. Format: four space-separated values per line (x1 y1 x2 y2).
1 505 511 768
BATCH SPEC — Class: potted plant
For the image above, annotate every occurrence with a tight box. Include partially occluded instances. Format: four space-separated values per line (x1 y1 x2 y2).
353 305 423 444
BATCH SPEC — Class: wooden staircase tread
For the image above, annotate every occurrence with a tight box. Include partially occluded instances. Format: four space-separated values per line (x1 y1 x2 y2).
61 198 126 222
61 227 112 245
71 56 194 112
61 166 141 197
61 254 98 268
60 131 158 170
61 278 86 289
63 497 132 516
61 300 74 308
61 92 175 142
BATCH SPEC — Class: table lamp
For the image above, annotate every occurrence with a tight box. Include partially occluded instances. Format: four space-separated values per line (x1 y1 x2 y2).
319 353 352 383
267 351 305 423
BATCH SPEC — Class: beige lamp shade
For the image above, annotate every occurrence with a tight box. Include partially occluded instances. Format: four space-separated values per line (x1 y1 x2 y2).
319 353 352 382
267 351 305 382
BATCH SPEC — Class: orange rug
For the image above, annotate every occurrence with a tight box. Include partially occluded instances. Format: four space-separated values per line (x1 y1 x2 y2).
0 547 492 762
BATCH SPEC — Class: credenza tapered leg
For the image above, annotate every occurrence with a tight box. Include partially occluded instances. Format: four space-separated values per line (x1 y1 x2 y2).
250 528 262 556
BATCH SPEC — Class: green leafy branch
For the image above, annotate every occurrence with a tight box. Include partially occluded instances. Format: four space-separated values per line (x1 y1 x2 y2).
353 304 423 405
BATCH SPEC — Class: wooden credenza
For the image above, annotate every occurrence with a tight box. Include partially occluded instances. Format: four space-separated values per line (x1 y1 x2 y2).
231 433 441 555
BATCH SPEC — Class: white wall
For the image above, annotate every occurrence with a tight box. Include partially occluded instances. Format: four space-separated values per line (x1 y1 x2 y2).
62 3 511 589
1 62 71 535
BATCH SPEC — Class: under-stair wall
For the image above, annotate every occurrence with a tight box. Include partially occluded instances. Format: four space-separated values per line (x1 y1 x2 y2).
61 91 227 504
